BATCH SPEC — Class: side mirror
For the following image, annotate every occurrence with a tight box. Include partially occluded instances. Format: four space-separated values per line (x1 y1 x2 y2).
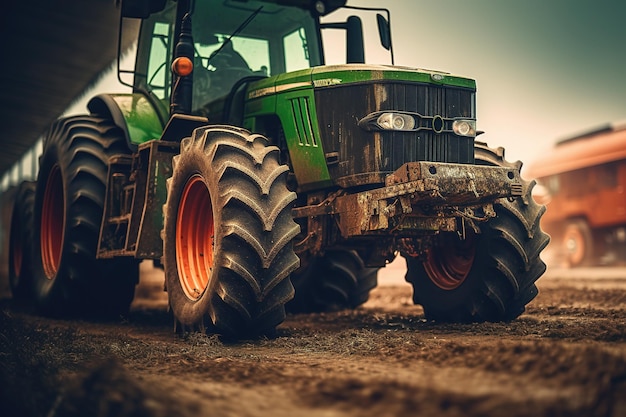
118 0 167 19
376 13 391 51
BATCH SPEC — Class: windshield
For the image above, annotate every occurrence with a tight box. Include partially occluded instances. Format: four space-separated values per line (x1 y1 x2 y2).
134 0 321 115
192 1 320 75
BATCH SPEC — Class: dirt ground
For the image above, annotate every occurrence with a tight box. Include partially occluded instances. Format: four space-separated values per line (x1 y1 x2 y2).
1 259 625 417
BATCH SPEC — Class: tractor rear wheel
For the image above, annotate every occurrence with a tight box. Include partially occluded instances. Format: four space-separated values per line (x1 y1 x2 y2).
163 126 300 338
404 142 550 322
287 250 379 313
32 116 139 317
8 181 36 299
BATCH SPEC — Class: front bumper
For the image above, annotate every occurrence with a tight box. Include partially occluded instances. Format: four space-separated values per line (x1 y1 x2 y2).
333 161 523 237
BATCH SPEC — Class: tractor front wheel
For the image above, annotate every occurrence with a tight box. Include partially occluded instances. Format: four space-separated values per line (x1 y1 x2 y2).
163 126 300 338
405 142 550 322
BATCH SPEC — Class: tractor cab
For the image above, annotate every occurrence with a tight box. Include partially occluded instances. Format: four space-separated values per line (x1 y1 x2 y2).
125 0 390 124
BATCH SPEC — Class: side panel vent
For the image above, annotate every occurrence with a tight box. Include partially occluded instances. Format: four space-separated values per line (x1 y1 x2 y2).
290 97 317 147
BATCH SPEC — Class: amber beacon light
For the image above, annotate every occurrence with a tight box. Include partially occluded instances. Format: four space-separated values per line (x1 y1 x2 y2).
171 57 193 77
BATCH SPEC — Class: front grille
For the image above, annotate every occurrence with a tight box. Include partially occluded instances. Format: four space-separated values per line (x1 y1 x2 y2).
315 81 475 187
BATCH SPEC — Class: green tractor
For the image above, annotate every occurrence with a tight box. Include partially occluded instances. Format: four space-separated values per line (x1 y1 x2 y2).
9 0 549 338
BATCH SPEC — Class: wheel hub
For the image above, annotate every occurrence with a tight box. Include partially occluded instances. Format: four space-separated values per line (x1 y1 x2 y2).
424 232 476 290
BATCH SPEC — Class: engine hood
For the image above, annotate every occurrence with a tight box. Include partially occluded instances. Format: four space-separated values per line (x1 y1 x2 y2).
247 64 476 100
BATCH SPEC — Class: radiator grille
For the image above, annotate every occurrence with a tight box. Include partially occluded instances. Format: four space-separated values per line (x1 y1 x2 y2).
315 81 476 187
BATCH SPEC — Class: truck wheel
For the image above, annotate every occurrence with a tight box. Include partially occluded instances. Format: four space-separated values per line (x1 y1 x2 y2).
562 219 593 267
8 181 36 299
404 142 550 322
163 126 300 338
287 250 378 313
32 116 139 317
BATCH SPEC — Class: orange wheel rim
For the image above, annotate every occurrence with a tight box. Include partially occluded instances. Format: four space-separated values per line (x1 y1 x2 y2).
424 232 476 290
41 165 65 279
176 175 214 301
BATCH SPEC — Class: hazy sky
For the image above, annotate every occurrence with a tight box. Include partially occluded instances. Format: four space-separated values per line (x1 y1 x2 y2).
381 0 626 171
68 0 626 173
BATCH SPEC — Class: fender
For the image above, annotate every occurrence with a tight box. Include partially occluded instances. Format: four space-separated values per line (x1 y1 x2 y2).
87 93 168 150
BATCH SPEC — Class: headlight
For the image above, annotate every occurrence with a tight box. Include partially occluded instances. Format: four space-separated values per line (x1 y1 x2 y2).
452 120 476 137
358 111 477 136
376 113 416 131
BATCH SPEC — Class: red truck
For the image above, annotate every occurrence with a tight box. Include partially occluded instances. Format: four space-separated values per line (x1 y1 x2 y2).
527 123 626 266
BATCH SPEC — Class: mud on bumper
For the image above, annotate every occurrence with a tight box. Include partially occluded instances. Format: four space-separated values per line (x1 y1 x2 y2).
333 161 523 237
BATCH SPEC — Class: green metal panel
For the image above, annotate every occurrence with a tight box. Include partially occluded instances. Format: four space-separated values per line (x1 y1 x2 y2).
246 70 333 190
276 89 332 189
107 94 166 146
